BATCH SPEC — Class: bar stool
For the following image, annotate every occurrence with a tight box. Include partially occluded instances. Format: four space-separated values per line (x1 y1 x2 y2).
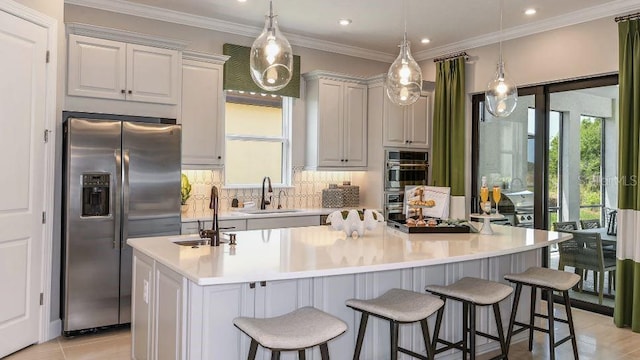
425 277 513 360
233 306 347 360
345 288 444 360
504 267 580 360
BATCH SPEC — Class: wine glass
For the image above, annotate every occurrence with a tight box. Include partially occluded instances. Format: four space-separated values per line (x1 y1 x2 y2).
492 186 501 215
480 185 489 214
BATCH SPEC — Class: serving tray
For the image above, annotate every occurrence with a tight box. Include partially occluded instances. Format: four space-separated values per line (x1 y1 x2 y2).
387 220 471 234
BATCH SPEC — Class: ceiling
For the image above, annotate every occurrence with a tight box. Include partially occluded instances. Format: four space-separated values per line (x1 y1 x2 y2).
66 0 640 62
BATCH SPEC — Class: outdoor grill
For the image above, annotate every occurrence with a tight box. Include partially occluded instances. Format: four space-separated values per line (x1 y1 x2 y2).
500 190 535 228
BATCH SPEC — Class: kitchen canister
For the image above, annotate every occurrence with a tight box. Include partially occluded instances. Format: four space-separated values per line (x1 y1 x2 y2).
322 184 344 208
339 183 359 207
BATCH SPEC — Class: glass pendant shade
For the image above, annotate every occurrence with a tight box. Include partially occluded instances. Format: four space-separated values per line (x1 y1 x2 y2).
485 61 517 117
386 34 422 106
250 3 293 91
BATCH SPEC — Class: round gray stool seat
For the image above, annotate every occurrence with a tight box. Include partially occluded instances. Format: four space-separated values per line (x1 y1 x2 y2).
425 277 513 305
233 306 347 351
504 266 581 291
346 288 444 322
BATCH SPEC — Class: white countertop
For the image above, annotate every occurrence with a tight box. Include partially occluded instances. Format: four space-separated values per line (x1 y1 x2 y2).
128 223 571 286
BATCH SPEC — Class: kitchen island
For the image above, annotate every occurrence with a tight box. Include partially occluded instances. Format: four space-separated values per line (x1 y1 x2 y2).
128 224 570 360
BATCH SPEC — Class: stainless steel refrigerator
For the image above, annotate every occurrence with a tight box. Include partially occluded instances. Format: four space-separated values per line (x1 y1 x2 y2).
62 116 181 334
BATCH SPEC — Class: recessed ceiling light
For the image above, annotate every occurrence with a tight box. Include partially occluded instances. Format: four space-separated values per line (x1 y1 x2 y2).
421 38 431 44
237 0 247 3
338 19 352 26
525 8 536 15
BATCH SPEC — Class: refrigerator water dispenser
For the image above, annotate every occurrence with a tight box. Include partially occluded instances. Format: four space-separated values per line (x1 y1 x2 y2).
81 173 110 217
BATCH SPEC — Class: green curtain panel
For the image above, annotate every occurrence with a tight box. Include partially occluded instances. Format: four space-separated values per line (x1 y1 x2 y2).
223 43 301 98
614 18 640 332
431 57 466 196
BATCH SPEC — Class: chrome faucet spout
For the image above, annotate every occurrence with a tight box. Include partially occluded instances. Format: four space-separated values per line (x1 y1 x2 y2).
260 176 273 210
199 185 220 246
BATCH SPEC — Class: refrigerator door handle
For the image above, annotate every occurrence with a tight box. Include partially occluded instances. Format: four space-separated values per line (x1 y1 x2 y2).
122 149 130 248
114 149 122 249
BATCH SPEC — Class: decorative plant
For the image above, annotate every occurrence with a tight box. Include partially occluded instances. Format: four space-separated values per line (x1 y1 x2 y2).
181 173 192 205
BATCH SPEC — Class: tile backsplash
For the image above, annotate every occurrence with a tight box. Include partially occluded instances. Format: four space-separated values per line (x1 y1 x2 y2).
181 167 354 218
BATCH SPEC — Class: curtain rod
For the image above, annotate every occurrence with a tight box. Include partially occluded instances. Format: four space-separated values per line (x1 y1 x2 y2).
433 51 469 63
615 12 640 22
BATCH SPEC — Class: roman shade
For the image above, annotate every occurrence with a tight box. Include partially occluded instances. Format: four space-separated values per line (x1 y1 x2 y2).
223 43 301 98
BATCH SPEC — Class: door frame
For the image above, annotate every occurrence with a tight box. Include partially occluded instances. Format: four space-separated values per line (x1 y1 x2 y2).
1 0 59 342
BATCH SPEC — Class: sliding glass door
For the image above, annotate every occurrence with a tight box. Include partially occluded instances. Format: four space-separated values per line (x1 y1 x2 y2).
472 74 618 314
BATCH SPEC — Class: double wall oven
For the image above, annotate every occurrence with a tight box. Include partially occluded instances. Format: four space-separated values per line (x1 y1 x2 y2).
384 149 429 222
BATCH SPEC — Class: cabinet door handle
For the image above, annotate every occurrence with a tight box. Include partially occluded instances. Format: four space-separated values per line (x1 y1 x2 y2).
121 89 126 94
249 282 256 289
128 90 132 94
217 156 222 160
345 159 349 162
260 281 267 287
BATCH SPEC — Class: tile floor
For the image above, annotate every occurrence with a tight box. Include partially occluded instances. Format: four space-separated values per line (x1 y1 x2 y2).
5 303 640 359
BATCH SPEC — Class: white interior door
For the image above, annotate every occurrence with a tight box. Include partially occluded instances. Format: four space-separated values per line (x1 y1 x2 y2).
0 7 48 358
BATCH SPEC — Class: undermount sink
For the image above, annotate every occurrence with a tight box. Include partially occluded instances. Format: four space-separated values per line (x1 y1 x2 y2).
235 208 304 215
173 239 212 247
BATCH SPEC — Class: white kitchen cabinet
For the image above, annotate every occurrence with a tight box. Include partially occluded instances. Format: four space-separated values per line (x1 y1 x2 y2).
67 34 180 104
132 253 187 360
188 278 311 359
304 71 368 169
383 93 430 148
180 52 229 167
154 263 186 360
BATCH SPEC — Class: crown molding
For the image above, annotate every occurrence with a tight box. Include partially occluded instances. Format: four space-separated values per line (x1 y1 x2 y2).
182 50 229 65
414 0 640 61
302 70 369 84
67 22 189 50
64 0 396 63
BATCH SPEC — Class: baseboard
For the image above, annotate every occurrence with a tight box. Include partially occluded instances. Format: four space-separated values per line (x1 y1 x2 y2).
47 319 62 341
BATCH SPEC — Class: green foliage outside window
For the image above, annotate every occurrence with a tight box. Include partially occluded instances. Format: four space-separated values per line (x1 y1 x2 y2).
548 116 602 223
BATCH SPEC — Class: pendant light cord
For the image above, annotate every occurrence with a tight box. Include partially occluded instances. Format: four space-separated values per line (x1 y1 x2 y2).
499 0 504 64
268 0 274 31
403 0 407 42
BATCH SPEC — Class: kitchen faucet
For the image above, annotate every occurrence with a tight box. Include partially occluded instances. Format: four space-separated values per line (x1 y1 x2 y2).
260 176 273 210
199 185 220 246
277 189 287 209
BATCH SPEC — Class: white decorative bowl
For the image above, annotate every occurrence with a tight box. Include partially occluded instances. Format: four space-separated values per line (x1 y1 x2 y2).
325 209 384 237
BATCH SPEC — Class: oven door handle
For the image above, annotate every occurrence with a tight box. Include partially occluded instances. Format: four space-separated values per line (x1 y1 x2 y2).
386 162 429 168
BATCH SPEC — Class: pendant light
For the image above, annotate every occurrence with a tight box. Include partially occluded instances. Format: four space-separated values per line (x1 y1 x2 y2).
250 0 293 91
386 0 422 106
485 0 517 117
